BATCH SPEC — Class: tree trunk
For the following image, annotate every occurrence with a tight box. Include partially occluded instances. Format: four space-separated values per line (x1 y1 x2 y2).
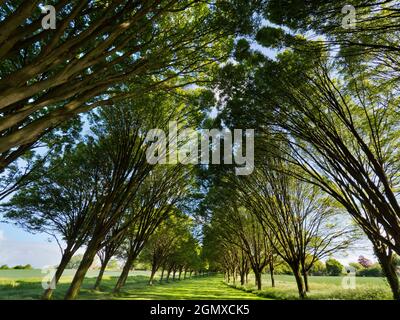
245 272 248 284
42 250 73 300
184 269 187 279
375 249 400 300
166 267 172 282
149 270 156 286
160 267 165 282
64 238 100 300
240 271 245 285
173 268 176 280
149 268 157 285
113 253 136 293
93 256 111 291
269 261 275 288
303 269 309 292
254 270 262 290
178 267 182 280
293 267 306 299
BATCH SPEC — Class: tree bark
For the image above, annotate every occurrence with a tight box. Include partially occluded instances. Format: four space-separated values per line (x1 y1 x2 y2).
254 270 262 290
269 261 275 288
303 269 309 292
240 270 245 285
293 267 306 299
160 267 165 282
64 238 100 300
113 253 136 293
93 257 111 291
42 250 73 300
149 264 157 285
166 267 172 282
375 248 400 300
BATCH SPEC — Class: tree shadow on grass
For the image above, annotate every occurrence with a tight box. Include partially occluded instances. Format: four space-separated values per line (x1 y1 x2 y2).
0 275 266 300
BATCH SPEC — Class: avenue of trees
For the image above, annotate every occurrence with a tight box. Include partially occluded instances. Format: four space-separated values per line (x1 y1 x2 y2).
1 1 400 300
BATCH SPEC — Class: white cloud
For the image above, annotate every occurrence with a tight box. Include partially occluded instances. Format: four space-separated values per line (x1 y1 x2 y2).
0 239 62 268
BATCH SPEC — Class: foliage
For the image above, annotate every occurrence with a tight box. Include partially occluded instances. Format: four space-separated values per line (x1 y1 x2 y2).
358 256 373 269
325 259 344 276
358 264 383 278
12 264 32 270
66 255 84 270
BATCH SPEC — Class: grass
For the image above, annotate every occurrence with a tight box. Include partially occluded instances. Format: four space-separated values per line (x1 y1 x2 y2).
0 270 393 300
228 274 393 300
0 270 266 300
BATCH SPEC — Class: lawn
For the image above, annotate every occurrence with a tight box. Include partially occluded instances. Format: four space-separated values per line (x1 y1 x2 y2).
0 270 393 300
0 270 265 300
229 274 393 300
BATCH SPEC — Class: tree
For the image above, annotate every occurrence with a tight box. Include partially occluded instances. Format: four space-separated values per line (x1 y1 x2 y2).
63 100 157 300
93 222 126 291
233 157 355 298
215 28 400 299
0 0 262 172
113 164 192 293
140 217 184 285
255 1 400 299
65 255 84 270
358 256 373 269
1 142 100 299
326 258 344 276
143 215 199 285
309 259 326 276
200 178 274 290
212 204 272 290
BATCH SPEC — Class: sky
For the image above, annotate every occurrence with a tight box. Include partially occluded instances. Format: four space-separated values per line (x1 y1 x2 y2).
0 223 62 268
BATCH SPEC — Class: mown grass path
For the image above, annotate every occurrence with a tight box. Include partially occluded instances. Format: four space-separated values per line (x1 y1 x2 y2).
108 275 266 300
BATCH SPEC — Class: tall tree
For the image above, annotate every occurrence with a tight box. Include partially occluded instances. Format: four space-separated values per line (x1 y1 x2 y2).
0 0 262 171
1 142 101 299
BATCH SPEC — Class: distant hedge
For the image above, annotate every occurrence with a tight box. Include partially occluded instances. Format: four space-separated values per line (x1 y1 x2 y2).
0 264 33 270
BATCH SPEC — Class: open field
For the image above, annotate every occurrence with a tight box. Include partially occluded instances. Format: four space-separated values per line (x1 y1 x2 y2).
0 270 265 300
229 274 393 300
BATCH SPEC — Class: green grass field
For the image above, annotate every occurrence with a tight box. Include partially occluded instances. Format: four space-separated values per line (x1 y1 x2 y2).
0 270 265 300
229 274 393 300
0 270 393 300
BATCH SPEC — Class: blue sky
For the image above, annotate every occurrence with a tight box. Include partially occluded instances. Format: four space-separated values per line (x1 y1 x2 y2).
0 223 63 267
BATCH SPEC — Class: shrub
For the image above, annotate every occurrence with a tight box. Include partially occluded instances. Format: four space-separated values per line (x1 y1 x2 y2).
358 264 383 277
274 262 293 275
0 264 9 270
326 258 343 276
309 260 326 276
12 264 32 270
348 262 363 272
